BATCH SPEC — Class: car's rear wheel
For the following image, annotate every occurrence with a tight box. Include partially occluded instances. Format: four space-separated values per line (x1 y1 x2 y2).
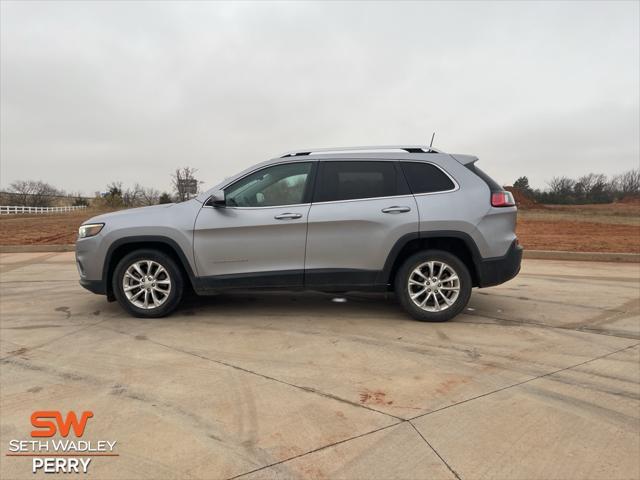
395 250 472 322
113 249 183 318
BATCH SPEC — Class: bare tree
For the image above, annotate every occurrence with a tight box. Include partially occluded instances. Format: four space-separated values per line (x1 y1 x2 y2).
122 184 144 207
106 182 123 197
8 180 62 207
580 173 607 192
576 173 597 193
171 167 201 202
519 168 639 204
103 182 124 208
613 168 640 195
138 184 161 206
575 173 610 202
97 182 165 208
547 176 574 196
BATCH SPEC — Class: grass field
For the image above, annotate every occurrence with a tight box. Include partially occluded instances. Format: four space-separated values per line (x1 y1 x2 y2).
0 203 639 253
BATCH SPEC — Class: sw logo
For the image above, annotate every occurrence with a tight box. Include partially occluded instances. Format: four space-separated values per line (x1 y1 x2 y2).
31 411 94 438
6 410 117 474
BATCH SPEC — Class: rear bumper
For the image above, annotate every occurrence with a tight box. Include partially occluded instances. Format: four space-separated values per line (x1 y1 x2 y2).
477 241 522 287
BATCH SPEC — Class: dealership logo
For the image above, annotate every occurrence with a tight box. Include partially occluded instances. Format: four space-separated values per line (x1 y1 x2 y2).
31 411 94 437
6 410 117 474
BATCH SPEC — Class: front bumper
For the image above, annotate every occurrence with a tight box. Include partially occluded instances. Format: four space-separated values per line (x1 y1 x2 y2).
76 235 108 295
79 278 106 295
477 240 523 287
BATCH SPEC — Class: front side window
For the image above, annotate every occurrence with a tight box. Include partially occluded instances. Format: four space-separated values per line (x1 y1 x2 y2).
225 162 312 207
315 161 400 202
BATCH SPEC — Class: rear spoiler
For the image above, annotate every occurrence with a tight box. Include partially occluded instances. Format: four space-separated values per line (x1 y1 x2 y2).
449 154 478 165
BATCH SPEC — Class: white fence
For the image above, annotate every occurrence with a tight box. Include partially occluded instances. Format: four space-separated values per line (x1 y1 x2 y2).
0 205 87 215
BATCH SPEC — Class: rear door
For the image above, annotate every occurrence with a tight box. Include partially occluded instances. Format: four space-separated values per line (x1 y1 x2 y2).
304 160 418 289
193 161 315 288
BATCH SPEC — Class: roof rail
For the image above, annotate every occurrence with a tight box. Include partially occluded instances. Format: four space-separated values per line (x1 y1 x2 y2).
280 145 442 158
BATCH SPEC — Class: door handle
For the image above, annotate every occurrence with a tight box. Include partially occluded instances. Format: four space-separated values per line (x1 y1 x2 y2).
274 213 303 220
381 206 411 214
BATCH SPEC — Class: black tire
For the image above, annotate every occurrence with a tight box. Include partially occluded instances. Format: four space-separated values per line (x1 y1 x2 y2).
394 250 472 322
112 249 184 318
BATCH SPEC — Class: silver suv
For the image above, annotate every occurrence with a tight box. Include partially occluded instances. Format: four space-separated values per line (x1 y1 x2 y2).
76 146 522 321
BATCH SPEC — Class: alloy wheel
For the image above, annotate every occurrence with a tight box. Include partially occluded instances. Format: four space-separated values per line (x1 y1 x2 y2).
122 260 172 309
407 260 460 312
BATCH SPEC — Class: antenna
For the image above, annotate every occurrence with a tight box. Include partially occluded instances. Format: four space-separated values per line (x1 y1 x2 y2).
429 132 436 150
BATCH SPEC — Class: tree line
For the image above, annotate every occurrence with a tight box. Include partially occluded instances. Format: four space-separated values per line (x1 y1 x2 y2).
514 168 639 204
5 166 639 208
4 167 202 208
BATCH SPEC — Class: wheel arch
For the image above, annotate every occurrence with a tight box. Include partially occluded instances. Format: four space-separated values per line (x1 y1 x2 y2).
381 231 482 289
103 236 197 300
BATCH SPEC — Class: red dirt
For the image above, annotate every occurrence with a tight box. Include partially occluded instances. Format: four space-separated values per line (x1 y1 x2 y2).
619 195 640 205
0 209 113 245
504 186 543 209
0 204 638 253
517 218 639 253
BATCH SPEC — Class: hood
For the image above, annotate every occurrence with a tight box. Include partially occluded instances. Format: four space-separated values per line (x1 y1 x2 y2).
82 203 176 225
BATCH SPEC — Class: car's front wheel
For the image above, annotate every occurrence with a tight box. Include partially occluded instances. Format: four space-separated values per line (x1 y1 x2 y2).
395 250 472 322
112 249 183 318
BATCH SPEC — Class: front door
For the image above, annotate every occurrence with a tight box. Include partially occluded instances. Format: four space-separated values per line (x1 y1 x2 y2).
193 161 315 288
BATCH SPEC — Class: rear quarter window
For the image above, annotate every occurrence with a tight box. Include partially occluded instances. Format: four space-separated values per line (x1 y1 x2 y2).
400 162 456 194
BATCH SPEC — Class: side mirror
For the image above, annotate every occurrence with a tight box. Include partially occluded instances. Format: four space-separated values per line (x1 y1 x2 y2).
206 190 226 207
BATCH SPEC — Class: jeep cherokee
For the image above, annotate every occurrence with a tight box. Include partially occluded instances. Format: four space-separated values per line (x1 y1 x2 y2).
76 145 522 321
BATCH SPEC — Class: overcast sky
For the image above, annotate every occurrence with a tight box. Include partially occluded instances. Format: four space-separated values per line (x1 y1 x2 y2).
1 1 638 195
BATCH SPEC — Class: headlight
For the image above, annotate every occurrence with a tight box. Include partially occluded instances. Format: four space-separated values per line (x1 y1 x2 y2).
78 223 104 238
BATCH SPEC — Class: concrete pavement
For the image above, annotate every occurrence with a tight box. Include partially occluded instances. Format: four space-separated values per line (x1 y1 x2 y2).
0 252 638 479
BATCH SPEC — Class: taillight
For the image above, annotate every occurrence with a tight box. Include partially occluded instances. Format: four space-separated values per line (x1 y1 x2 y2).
491 191 515 207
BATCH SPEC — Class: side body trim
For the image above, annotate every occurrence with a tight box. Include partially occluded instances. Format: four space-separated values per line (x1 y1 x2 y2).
194 270 304 292
193 269 385 293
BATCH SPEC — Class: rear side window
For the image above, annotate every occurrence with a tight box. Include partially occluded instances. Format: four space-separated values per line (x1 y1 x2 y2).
400 162 455 194
315 161 403 202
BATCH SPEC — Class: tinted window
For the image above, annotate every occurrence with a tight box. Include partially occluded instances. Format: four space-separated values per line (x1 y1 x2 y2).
400 162 455 194
225 162 312 207
315 162 399 202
